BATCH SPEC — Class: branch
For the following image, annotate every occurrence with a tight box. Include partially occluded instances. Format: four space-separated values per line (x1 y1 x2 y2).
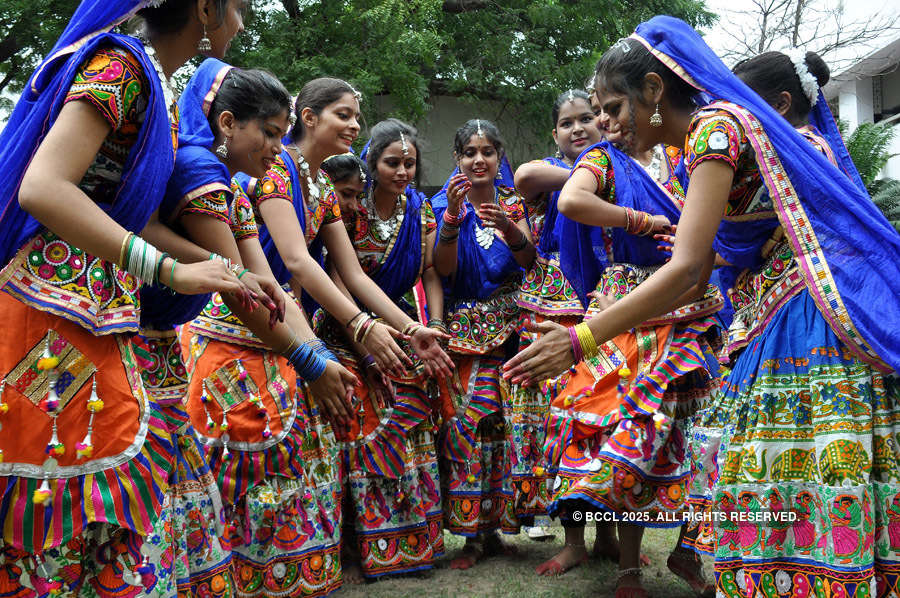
442 0 490 13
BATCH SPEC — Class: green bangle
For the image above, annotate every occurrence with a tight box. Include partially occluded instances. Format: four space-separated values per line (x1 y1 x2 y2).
237 268 249 280
169 258 177 289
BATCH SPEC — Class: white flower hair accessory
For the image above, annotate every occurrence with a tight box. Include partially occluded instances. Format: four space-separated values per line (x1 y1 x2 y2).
785 48 819 107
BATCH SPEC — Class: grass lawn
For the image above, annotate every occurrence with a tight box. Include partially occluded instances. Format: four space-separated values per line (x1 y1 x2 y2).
336 525 712 597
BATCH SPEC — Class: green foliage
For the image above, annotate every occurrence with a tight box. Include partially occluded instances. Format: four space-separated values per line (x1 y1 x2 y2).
839 120 898 192
0 0 81 95
871 178 900 234
228 0 715 134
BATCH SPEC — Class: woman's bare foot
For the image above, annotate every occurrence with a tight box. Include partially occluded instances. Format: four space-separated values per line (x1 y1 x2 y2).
535 543 588 576
450 538 485 570
614 568 648 598
483 532 518 557
592 528 620 562
667 548 714 597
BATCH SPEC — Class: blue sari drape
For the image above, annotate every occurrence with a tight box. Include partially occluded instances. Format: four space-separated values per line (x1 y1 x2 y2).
368 187 427 302
238 151 326 313
0 28 173 267
141 58 235 329
534 156 568 258
556 141 681 307
632 16 900 371
431 159 521 303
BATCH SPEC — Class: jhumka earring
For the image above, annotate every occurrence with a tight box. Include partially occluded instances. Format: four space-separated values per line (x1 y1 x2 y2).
197 25 212 53
215 138 229 159
650 103 663 127
555 147 563 159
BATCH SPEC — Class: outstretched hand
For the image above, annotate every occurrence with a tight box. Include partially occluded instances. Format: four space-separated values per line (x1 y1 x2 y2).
502 319 575 386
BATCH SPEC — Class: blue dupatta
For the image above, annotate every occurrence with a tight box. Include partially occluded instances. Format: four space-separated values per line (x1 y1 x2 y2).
431 157 521 303
632 16 900 371
534 156 568 257
0 20 173 267
557 141 681 307
141 58 235 329
367 187 428 302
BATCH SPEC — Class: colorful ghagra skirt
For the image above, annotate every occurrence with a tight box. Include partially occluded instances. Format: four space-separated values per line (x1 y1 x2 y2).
134 328 234 598
319 318 444 579
698 291 900 598
184 305 343 598
0 291 174 597
543 265 722 527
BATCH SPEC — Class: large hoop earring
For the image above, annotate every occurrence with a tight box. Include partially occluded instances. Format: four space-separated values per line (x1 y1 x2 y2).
197 25 212 53
650 103 663 127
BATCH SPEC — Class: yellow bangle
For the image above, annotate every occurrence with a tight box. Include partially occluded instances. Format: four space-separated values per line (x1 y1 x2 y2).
574 323 599 359
119 232 134 269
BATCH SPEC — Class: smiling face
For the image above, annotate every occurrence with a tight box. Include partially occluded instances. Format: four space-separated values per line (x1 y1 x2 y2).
204 0 246 59
456 135 499 186
222 110 290 179
553 97 603 162
374 140 417 197
306 92 361 155
595 74 664 154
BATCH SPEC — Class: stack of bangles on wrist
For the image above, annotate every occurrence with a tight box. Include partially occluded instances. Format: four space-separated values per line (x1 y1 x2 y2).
569 322 599 363
209 252 250 279
505 224 529 252
347 311 381 344
402 321 423 337
623 207 656 236
439 205 466 243
280 334 334 380
427 318 447 333
119 231 173 286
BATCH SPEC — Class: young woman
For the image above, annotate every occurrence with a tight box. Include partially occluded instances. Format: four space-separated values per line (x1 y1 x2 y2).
431 118 540 568
0 0 248 594
317 120 448 581
240 77 451 587
514 89 603 324
506 16 900 598
140 59 356 597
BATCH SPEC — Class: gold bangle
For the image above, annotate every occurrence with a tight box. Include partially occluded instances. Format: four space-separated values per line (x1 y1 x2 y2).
280 333 300 357
360 319 378 345
119 232 134 269
574 322 599 359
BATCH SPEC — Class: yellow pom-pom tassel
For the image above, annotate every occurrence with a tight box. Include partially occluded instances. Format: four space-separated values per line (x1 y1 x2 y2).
533 466 545 476
37 356 60 371
87 399 104 412
33 482 51 506
0 450 4 463
466 474 476 484
0 402 8 414
563 396 575 408
618 366 631 378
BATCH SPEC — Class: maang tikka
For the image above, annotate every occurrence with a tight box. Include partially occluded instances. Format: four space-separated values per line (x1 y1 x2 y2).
400 132 409 156
476 119 485 138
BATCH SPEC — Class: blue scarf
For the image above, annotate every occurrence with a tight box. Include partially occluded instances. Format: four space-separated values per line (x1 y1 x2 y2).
534 156 568 257
141 58 236 329
238 150 327 313
556 141 681 307
0 13 173 266
431 157 522 303
369 187 428 302
634 16 900 371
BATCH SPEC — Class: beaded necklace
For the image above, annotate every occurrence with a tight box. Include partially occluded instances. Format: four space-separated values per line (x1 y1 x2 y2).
472 188 500 250
288 145 329 202
364 190 404 243
140 38 176 124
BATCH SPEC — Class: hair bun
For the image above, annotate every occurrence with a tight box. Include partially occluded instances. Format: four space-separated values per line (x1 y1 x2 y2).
804 52 830 88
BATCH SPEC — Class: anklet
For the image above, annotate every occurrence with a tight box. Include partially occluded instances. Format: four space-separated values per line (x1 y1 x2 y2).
616 567 642 580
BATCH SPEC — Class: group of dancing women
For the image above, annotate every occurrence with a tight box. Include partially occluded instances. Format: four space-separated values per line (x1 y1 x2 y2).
0 1 898 597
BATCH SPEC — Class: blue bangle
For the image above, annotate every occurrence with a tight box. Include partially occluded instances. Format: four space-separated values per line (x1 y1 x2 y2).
287 342 327 381
309 339 338 363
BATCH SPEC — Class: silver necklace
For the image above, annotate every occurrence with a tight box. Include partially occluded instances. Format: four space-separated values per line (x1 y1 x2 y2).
473 189 499 250
141 39 176 124
288 145 328 201
641 145 664 183
365 191 403 242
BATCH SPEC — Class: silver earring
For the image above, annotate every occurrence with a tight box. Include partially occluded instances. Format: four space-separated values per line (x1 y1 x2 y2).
555 147 563 159
215 139 228 159
650 104 663 127
197 25 212 53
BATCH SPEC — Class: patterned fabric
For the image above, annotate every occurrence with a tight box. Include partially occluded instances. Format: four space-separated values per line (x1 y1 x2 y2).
183 330 344 597
350 195 435 277
65 47 150 203
516 255 583 316
181 188 230 224
252 156 341 244
230 182 259 242
0 524 153 598
679 103 900 595
133 329 234 597
0 296 172 554
574 147 615 198
684 108 766 218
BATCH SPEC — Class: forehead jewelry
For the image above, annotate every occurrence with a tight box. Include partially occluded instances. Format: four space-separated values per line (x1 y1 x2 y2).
567 90 575 103
348 84 363 102
476 119 485 138
613 38 631 53
400 132 409 156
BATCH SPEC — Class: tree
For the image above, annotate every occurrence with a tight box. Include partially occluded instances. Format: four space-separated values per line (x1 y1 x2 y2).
0 0 80 97
713 0 898 70
228 0 715 132
838 119 897 192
